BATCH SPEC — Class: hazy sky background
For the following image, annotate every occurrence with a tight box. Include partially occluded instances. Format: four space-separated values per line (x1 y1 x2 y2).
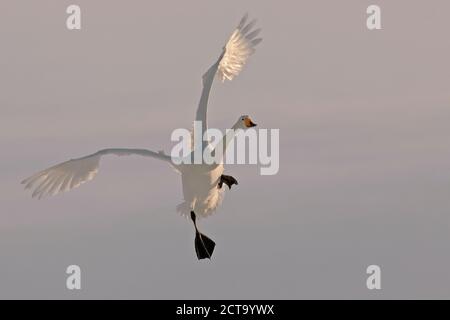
1 0 450 299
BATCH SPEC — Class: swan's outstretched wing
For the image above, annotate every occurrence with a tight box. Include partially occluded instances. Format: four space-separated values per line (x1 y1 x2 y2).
195 14 262 148
217 13 262 82
21 148 171 199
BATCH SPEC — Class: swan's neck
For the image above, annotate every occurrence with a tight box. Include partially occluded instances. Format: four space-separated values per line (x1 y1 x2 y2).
215 123 240 163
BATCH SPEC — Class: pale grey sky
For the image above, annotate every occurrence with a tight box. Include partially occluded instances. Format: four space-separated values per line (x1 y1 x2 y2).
1 0 450 299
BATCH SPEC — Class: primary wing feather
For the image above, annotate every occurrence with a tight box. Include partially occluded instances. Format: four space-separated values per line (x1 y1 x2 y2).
217 14 262 82
22 148 171 199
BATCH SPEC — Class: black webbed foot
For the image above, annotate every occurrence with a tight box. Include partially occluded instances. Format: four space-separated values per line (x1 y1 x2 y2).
218 175 238 190
190 211 216 260
194 231 216 260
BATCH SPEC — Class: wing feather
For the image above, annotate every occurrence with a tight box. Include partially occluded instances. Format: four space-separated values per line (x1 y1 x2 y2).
22 148 172 199
195 14 262 148
217 14 262 82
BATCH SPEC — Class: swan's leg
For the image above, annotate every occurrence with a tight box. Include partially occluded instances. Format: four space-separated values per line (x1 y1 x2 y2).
218 175 238 190
190 211 216 260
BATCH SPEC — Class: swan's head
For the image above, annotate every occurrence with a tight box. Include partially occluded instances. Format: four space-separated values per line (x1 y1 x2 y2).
235 115 257 129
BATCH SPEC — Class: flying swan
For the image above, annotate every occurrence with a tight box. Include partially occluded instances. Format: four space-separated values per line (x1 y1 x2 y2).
22 14 262 260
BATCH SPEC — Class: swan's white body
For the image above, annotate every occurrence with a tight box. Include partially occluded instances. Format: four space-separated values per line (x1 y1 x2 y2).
177 163 225 218
22 14 262 219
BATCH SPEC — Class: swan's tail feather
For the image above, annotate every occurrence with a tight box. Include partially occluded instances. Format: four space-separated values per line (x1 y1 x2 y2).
176 201 191 218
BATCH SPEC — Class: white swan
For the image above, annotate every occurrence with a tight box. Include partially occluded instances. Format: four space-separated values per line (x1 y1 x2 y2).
21 14 262 259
